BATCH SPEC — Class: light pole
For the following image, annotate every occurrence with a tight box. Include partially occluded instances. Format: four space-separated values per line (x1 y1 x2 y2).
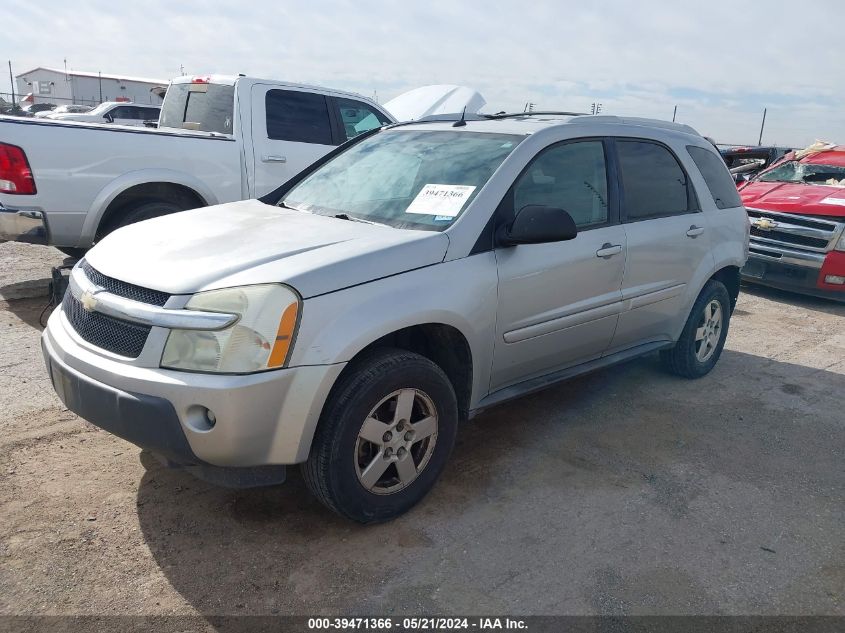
758 108 767 146
8 60 15 104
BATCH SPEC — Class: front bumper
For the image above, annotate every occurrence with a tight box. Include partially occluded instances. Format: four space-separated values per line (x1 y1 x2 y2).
42 307 346 470
0 202 47 244
741 247 845 302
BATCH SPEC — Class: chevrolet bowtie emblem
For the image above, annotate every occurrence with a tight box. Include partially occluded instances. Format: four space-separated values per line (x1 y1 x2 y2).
752 217 778 231
80 290 99 312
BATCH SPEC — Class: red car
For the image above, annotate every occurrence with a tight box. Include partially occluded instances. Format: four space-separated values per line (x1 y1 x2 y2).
739 144 845 301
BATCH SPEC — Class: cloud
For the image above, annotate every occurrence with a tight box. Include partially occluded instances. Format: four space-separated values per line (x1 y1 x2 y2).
6 0 845 146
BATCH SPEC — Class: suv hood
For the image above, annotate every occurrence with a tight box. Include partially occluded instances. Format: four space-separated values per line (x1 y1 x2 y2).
85 200 449 298
740 181 845 217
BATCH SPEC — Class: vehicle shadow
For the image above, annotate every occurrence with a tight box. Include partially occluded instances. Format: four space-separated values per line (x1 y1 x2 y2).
134 349 844 617
0 296 53 331
740 282 845 316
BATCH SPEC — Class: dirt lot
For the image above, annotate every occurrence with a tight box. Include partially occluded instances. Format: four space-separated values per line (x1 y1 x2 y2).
0 241 842 616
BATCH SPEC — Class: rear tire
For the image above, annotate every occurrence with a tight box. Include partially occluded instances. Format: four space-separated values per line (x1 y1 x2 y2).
97 200 188 241
302 348 458 523
57 247 86 259
660 280 731 379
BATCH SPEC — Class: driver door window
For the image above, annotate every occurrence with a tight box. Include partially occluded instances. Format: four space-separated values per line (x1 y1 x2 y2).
512 140 609 228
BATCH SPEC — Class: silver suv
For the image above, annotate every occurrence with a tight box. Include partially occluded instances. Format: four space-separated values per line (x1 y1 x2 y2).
42 113 749 522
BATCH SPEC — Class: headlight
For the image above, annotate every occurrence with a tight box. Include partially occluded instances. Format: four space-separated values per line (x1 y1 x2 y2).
161 284 300 373
836 231 845 252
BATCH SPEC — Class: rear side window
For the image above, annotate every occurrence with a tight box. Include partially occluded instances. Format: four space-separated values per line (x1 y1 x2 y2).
617 140 695 220
336 97 391 141
687 146 743 209
266 90 333 144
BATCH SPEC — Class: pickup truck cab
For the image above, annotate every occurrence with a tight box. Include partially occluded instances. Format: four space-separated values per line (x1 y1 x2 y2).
739 144 845 301
42 114 748 522
0 75 395 254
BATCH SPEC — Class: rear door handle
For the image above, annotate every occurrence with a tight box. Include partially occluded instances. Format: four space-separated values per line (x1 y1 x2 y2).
261 154 287 163
686 225 705 238
596 243 623 259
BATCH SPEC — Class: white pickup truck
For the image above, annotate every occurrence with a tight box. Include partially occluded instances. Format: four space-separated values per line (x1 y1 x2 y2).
0 76 478 256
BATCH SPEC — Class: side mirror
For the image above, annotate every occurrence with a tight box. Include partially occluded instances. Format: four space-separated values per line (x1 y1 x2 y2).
498 205 578 246
104 113 114 123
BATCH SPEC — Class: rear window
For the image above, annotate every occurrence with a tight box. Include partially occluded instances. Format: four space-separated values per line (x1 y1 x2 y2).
688 145 743 209
159 82 235 134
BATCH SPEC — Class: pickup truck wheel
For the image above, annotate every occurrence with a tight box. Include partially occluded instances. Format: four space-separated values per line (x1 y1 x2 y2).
57 247 86 259
99 200 185 239
302 349 458 523
660 280 731 379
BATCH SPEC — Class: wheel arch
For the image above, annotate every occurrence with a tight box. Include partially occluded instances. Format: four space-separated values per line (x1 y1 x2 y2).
81 170 218 245
329 322 474 423
711 265 741 311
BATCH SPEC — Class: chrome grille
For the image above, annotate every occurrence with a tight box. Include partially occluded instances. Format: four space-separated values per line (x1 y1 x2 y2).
746 208 844 253
62 291 151 358
62 262 172 358
81 260 170 306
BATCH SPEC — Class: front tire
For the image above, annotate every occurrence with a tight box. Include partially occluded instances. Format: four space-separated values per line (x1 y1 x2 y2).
660 280 731 379
302 349 458 523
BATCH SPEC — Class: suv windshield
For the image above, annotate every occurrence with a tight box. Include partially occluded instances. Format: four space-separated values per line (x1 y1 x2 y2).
758 159 845 185
282 129 523 230
159 82 235 134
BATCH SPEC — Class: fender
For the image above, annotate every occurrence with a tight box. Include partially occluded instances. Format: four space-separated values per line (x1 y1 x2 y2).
290 254 500 409
80 169 219 245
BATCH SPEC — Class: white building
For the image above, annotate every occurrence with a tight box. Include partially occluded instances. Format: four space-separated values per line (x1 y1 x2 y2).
15 67 168 106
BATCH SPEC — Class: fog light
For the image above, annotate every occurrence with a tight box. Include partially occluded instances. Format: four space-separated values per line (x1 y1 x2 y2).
185 405 217 432
824 275 845 285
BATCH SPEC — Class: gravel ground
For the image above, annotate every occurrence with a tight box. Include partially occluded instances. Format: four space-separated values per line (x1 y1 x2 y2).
0 241 842 616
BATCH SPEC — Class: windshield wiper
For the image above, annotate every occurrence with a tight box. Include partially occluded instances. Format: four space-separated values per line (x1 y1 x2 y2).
332 213 384 226
278 201 302 211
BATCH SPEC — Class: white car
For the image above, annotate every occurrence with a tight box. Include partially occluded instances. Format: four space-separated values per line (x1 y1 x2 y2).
47 101 161 126
35 104 93 118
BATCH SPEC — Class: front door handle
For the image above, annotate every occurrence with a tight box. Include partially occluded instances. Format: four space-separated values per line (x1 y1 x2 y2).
261 154 287 163
686 225 705 238
596 243 623 259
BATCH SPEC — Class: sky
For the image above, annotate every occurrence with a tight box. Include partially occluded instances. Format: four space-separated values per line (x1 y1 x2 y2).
5 0 844 147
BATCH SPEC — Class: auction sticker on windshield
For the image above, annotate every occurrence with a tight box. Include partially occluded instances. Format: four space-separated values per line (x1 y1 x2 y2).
406 184 477 217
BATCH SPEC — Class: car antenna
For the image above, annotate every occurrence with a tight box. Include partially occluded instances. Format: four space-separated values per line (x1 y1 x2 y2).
452 107 467 127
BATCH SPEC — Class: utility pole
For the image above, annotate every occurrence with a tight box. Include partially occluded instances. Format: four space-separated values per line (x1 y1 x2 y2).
672 105 678 122
8 60 15 104
98 71 103 103
757 108 767 146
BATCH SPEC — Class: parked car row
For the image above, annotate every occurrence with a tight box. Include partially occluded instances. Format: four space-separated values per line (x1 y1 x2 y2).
0 69 836 524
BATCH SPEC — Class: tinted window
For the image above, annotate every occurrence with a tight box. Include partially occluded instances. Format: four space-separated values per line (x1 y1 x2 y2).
266 90 333 144
336 98 392 140
687 145 742 209
513 140 609 228
109 106 130 119
159 83 235 134
618 141 694 219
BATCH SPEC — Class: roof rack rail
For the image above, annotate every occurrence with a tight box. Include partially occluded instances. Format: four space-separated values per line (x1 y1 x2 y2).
482 111 588 119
